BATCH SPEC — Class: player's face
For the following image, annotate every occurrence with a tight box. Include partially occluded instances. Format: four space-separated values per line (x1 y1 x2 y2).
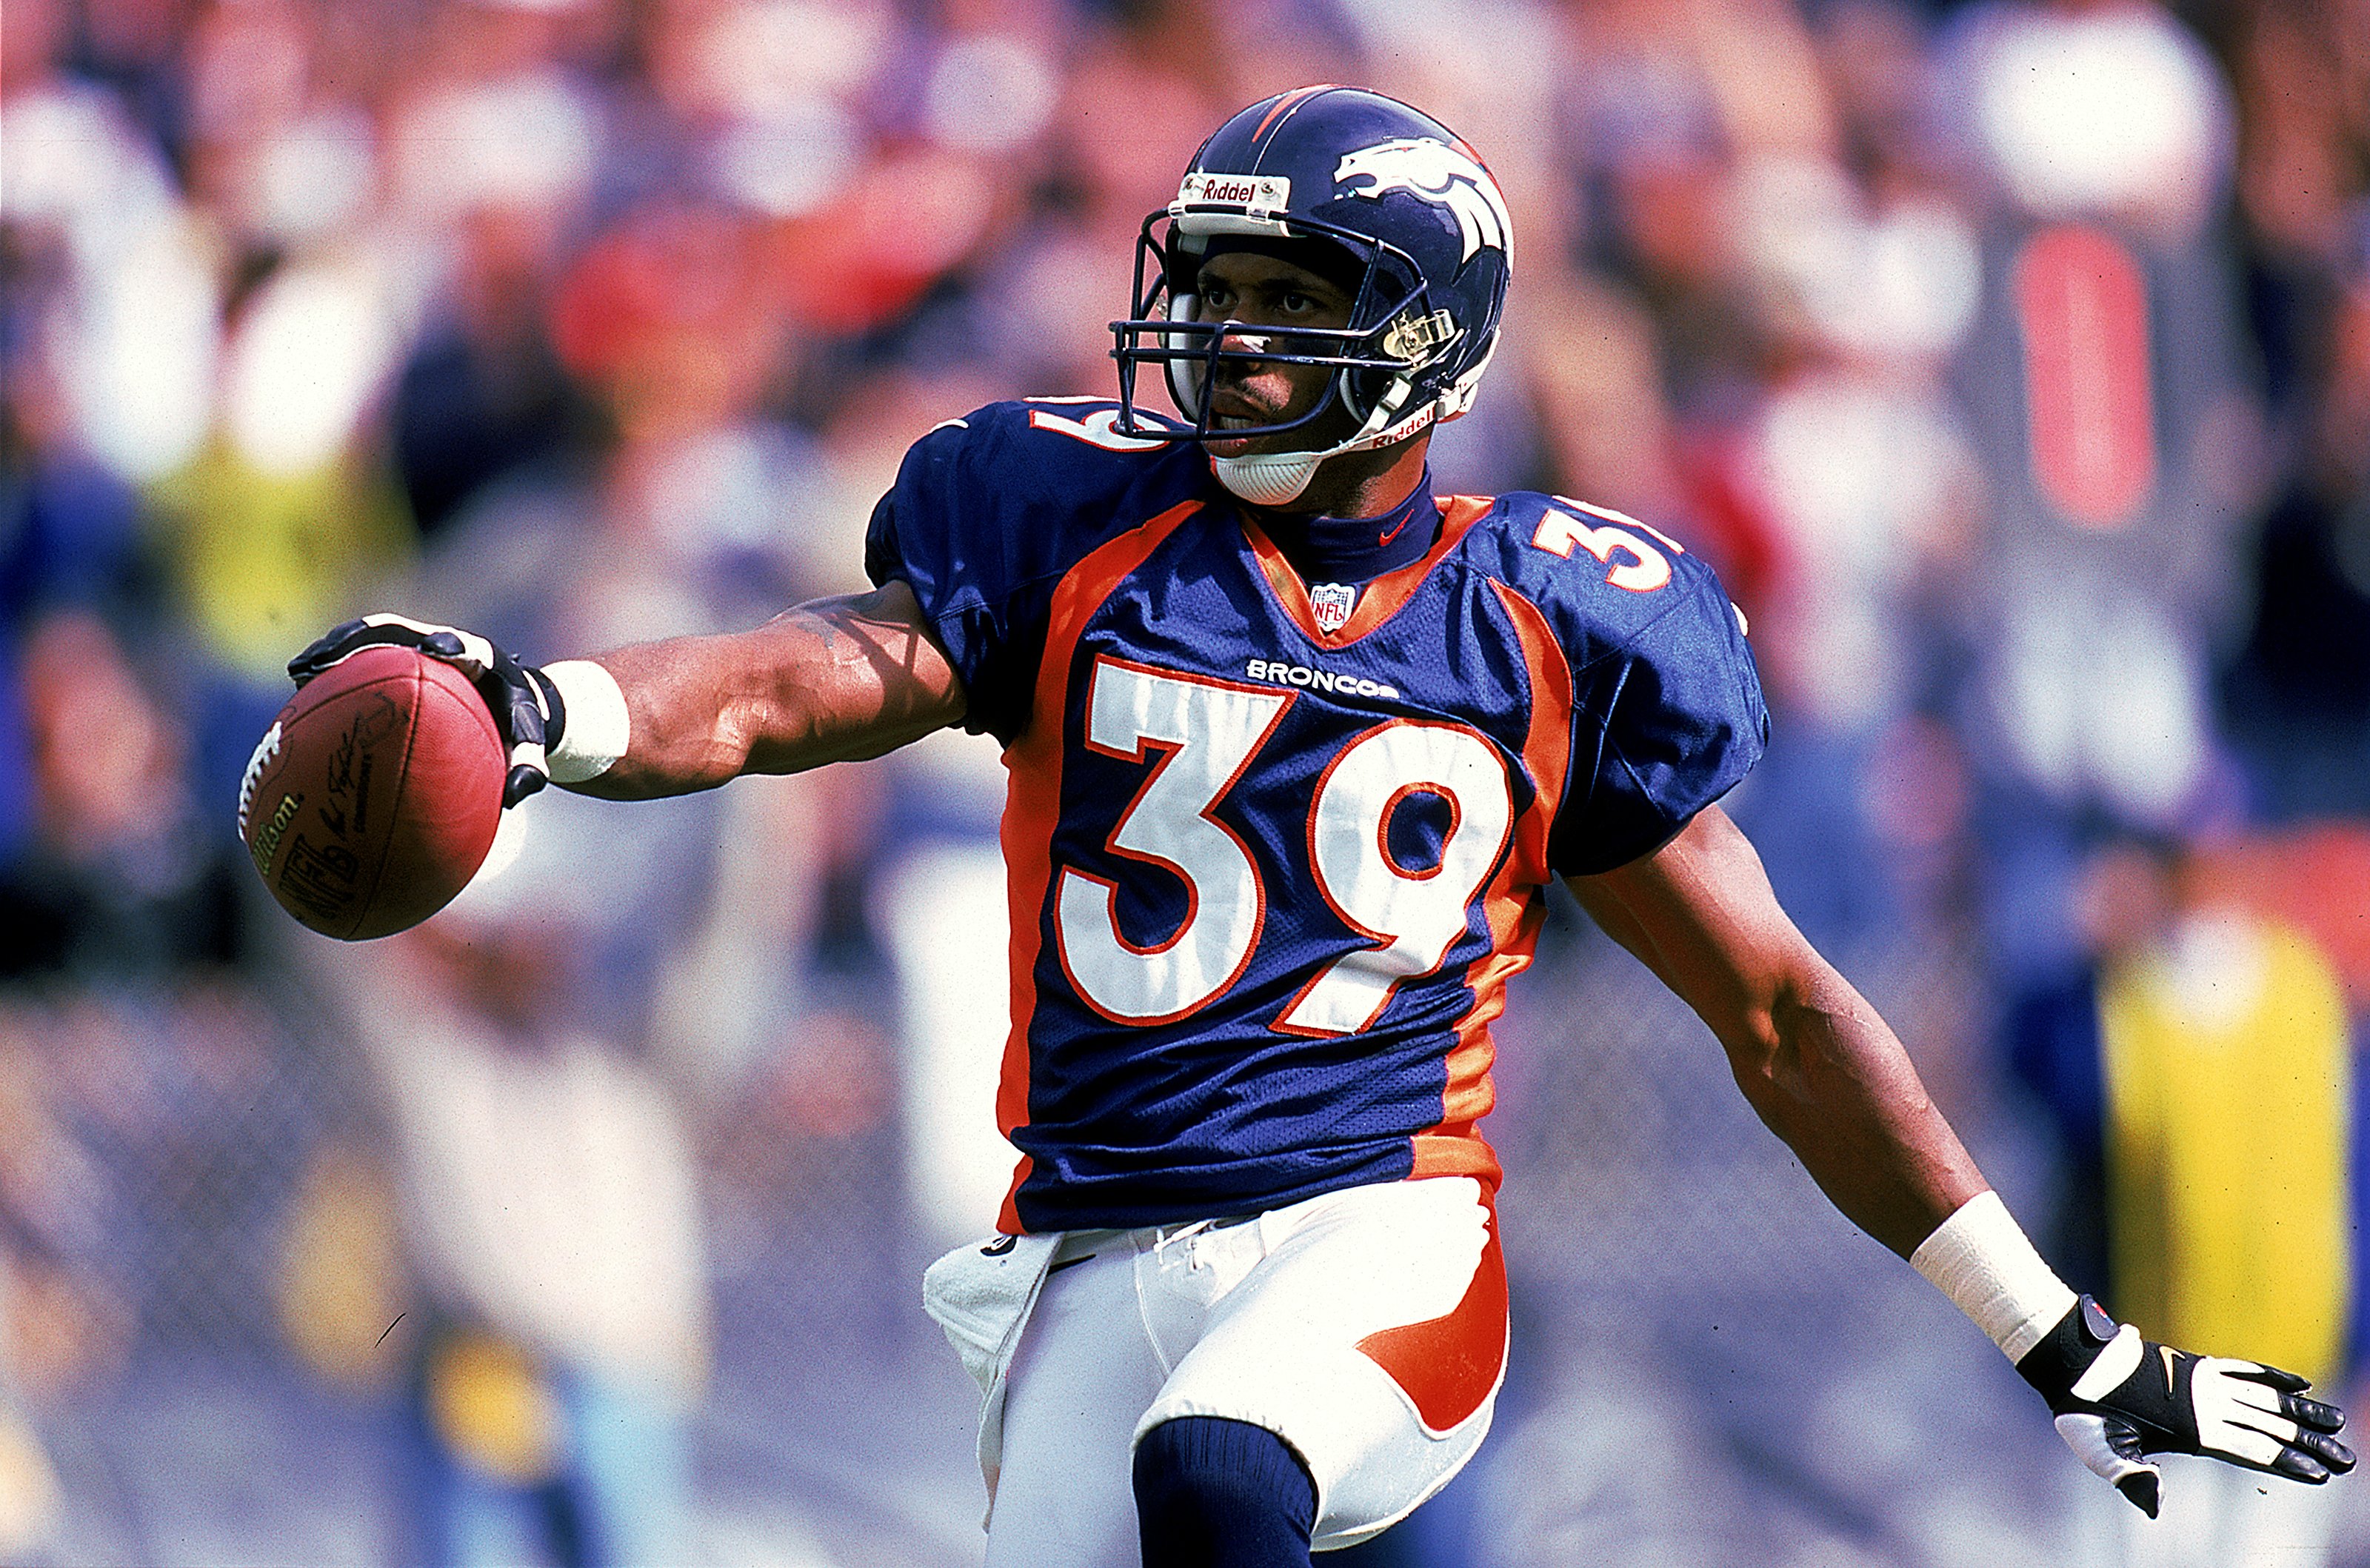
1192 250 1358 459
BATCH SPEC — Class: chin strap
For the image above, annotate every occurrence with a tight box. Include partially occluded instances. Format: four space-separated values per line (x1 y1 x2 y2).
1212 450 1323 506
1211 371 1438 507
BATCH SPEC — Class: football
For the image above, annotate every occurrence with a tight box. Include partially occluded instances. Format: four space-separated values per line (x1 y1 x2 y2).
238 645 507 940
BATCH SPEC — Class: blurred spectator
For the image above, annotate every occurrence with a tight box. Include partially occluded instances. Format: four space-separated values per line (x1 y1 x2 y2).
0 998 107 1564
2223 242 2370 817
0 335 147 630
307 844 709 1568
391 207 592 544
2011 834 2354 1565
0 611 237 979
384 0 609 543
1940 0 2257 837
2 0 219 491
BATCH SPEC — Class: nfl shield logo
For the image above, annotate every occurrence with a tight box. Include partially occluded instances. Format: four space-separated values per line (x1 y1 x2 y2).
1311 582 1357 635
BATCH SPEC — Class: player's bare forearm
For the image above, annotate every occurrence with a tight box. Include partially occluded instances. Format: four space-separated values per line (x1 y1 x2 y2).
565 581 967 798
1731 953 1988 1257
1568 807 1987 1258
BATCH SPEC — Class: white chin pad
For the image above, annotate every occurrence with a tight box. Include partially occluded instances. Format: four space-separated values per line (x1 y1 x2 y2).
1213 450 1321 507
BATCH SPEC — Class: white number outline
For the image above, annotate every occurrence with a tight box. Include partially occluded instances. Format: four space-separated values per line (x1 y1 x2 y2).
1052 663 1520 1037
1530 498 1683 593
1276 720 1515 1038
1028 403 1169 452
1052 658 1295 1027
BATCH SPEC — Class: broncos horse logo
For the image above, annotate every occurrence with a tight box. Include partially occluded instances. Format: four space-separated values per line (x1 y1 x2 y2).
1332 138 1512 265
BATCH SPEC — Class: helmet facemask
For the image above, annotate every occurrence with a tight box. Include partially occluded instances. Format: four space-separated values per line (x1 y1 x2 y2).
1111 215 1471 462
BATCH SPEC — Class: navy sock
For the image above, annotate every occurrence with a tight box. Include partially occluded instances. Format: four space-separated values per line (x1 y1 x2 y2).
1134 1415 1317 1567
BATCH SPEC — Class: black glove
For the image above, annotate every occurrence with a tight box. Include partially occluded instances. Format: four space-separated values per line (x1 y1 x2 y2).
2016 1295 2354 1517
289 614 566 808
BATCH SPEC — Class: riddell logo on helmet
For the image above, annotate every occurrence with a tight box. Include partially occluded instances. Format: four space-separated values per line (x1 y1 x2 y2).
1178 173 1291 215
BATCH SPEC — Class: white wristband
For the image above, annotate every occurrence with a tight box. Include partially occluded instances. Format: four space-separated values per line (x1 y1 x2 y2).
543 659 630 783
1909 1190 2078 1364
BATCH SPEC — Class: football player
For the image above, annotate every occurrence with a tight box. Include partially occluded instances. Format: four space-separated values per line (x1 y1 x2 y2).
288 88 2351 1565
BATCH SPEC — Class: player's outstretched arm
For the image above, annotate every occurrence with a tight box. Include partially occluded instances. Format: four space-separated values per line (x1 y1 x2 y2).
565 581 967 798
1567 805 2353 1513
1567 803 1983 1257
287 582 967 804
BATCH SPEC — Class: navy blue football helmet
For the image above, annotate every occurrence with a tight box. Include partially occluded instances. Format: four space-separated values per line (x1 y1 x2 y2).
1109 87 1514 479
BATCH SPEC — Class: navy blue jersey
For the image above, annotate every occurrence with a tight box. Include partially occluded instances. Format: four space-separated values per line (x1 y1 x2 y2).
867 399 1768 1232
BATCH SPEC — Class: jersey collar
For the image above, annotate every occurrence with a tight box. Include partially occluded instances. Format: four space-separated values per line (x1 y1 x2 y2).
1235 470 1441 586
1240 493 1493 647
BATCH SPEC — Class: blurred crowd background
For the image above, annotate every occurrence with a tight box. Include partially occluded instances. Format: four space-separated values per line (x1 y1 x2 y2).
4 0 2370 1562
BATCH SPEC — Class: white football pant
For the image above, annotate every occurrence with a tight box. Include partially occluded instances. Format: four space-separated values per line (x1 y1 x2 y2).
926 1175 1507 1565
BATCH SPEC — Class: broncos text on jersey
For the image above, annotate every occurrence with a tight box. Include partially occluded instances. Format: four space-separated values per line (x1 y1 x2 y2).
867 401 1768 1233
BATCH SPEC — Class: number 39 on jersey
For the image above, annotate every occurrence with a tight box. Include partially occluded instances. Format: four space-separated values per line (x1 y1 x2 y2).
1052 658 1513 1036
864 398 1767 1230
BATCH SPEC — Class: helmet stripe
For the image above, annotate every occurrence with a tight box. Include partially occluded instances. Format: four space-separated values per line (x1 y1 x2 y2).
1250 83 1341 159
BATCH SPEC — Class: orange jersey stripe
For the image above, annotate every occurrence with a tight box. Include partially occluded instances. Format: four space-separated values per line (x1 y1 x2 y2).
1410 581 1574 1184
995 499 1206 1232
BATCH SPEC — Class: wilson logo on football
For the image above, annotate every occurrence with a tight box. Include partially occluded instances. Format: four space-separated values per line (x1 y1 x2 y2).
249 793 301 881
1333 139 1511 264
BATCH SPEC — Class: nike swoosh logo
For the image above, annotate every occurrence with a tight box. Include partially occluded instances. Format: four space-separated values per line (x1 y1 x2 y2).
2162 1347 2178 1394
1378 518 1410 546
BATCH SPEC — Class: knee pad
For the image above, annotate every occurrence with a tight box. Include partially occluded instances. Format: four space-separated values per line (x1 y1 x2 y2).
1133 1415 1316 1567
